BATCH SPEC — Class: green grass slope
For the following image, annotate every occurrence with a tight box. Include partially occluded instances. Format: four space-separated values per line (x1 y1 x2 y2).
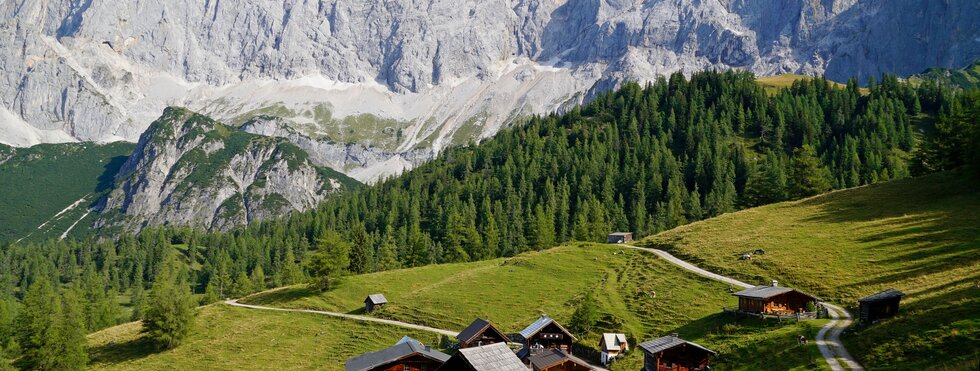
0 142 134 242
639 171 980 369
909 59 980 90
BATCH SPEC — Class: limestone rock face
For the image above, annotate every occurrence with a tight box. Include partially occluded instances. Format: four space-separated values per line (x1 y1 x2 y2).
95 107 355 232
2 0 978 179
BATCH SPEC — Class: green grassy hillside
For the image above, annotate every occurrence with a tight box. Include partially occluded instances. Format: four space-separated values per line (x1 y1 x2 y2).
639 171 980 369
908 59 980 90
0 142 134 242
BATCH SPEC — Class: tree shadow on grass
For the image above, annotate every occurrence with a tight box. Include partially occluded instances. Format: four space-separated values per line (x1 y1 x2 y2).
87 336 159 367
240 286 317 306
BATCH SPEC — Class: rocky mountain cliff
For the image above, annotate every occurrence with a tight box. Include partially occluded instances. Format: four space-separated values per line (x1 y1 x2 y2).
2 0 978 180
95 107 357 232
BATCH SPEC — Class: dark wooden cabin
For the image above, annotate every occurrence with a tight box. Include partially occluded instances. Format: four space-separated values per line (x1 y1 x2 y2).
529 348 593 371
859 289 904 324
346 337 449 371
732 281 819 315
364 294 388 313
638 334 715 371
437 342 526 371
457 318 510 348
606 232 633 244
517 314 578 359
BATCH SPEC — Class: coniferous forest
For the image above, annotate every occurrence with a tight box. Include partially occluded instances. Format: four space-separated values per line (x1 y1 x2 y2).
2 70 979 369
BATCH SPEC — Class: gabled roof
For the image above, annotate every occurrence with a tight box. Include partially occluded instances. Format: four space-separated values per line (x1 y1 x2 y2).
457 318 508 344
600 333 628 351
365 294 388 305
733 285 820 301
638 335 716 356
345 338 449 371
453 342 526 371
528 348 592 370
858 288 905 303
519 314 577 341
608 232 633 236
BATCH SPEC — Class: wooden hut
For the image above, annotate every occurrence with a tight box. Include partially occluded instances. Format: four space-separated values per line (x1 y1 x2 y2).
457 318 510 348
345 337 449 371
599 333 629 365
364 294 388 313
606 232 633 244
516 314 577 359
529 348 594 371
638 334 715 371
732 281 819 315
858 289 904 324
437 342 526 371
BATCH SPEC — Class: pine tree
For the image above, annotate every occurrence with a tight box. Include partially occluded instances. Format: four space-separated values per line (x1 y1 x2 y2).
250 265 266 291
789 145 832 198
533 204 556 250
53 289 87 370
15 280 60 369
307 231 352 291
376 229 401 272
231 271 252 298
143 258 196 349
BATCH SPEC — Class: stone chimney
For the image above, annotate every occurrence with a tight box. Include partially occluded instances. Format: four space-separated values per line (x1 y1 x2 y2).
771 280 778 287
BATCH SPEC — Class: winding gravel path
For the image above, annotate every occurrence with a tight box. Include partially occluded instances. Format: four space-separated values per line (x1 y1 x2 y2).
623 244 863 370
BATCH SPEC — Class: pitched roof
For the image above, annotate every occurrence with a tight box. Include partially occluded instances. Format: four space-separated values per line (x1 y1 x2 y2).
528 348 592 370
859 288 905 302
608 232 633 236
638 335 716 356
345 339 449 371
519 314 577 341
733 285 820 300
457 318 508 344
600 333 628 351
365 294 388 305
454 342 526 371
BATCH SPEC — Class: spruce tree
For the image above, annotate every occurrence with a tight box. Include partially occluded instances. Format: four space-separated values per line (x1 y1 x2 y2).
307 231 352 291
789 145 832 198
15 280 60 370
143 258 195 349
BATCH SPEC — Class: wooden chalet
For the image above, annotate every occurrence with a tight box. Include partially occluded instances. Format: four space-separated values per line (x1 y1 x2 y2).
732 281 819 315
858 288 904 324
529 348 594 371
516 314 578 359
436 342 526 371
606 232 633 244
599 333 629 365
457 318 510 348
364 294 388 313
638 334 715 371
345 337 449 371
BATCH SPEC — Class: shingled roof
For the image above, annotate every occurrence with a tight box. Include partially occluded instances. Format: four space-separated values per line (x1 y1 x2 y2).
457 318 508 345
733 285 820 301
365 294 388 305
858 288 905 303
518 314 577 341
528 348 592 370
345 338 449 371
638 335 716 356
600 333 628 351
451 342 526 371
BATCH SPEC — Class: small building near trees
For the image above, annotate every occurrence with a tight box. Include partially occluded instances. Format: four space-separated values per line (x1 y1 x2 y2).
457 318 510 348
364 294 388 313
858 288 904 324
599 333 629 365
345 337 449 371
516 314 578 359
606 232 634 244
732 281 820 315
638 334 715 371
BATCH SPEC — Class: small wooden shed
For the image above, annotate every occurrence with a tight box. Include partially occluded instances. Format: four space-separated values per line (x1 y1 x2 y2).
457 318 510 348
638 334 715 371
858 289 904 324
364 294 388 313
732 281 819 315
607 232 633 244
599 333 629 365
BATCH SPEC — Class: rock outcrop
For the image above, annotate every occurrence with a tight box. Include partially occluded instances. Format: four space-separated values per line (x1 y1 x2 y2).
95 107 356 232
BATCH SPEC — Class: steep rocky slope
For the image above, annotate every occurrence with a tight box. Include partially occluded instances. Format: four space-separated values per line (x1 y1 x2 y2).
95 108 358 232
2 0 978 180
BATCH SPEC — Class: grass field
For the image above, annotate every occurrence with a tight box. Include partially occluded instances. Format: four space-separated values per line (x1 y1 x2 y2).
639 171 980 369
0 142 134 242
756 74 867 95
87 304 445 370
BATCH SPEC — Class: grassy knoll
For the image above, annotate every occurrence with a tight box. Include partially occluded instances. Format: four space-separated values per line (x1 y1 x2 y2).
244 243 828 370
0 142 134 242
639 171 980 369
87 304 444 371
756 74 867 95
